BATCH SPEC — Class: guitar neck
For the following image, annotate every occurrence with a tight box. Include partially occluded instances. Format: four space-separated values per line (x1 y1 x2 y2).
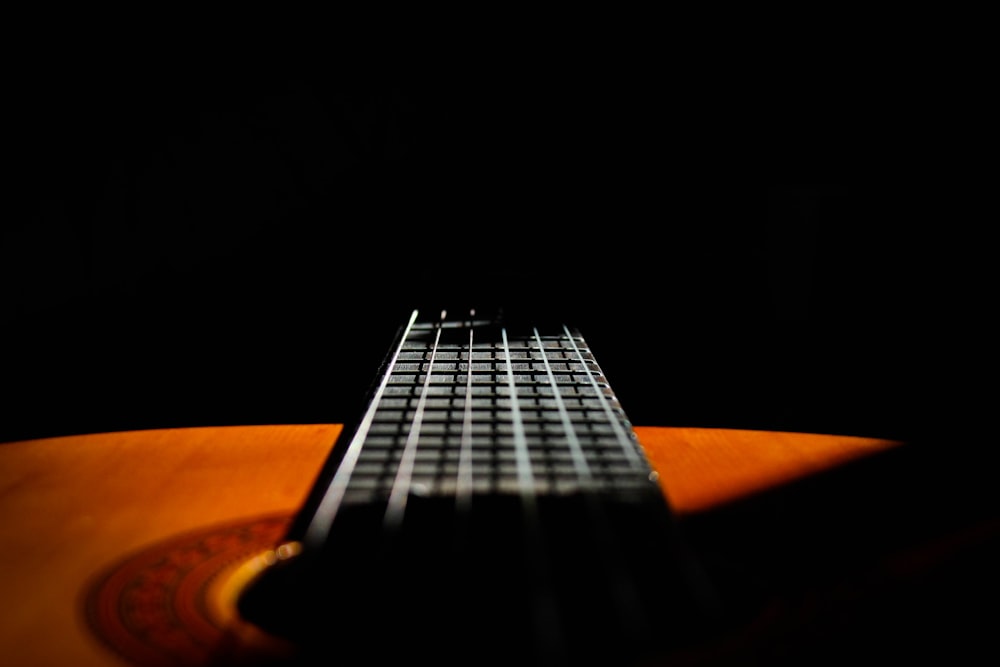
294 308 661 533
237 308 718 666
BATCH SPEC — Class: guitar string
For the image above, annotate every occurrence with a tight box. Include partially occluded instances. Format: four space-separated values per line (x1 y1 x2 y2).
501 325 539 509
539 324 652 640
501 323 568 665
383 310 446 530
302 309 420 545
560 323 646 471
560 322 728 629
455 310 476 512
531 326 594 486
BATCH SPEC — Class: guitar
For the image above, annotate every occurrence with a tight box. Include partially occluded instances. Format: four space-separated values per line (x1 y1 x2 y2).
1 308 994 665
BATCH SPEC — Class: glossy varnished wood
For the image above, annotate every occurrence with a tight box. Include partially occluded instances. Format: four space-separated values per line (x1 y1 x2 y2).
0 424 901 666
634 426 900 515
0 425 341 667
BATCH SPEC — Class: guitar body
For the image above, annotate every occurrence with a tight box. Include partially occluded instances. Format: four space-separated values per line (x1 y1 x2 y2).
4 422 957 666
3 307 996 666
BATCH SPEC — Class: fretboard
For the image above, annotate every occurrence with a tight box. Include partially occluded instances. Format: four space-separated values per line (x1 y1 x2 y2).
237 309 718 666
305 309 659 531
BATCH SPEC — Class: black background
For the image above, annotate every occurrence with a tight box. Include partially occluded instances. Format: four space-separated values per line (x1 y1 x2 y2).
2 25 991 449
3 21 996 662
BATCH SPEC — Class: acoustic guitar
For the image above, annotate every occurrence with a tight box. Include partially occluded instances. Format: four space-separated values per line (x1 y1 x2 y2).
1 309 994 665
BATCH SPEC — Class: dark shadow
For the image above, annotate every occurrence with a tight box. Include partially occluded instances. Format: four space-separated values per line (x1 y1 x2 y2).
678 439 1000 663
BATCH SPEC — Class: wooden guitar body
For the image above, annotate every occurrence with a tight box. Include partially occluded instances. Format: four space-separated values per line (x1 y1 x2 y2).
7 422 973 666
2 309 996 665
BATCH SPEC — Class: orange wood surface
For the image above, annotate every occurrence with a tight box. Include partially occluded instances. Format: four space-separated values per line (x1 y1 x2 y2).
0 425 341 667
633 425 901 515
0 424 902 666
